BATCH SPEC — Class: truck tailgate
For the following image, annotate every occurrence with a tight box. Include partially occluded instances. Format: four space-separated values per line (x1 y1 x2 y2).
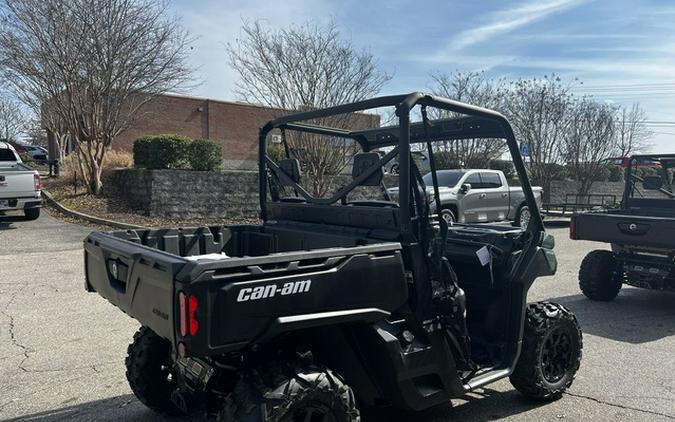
0 165 37 197
84 232 187 341
571 211 675 249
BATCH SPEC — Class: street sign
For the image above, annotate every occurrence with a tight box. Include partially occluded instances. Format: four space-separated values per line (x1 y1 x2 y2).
520 144 530 157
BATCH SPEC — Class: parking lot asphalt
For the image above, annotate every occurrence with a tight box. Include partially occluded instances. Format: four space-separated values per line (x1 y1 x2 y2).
0 211 673 421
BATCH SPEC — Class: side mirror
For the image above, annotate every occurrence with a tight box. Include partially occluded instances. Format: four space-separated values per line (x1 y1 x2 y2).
460 183 472 194
642 175 663 190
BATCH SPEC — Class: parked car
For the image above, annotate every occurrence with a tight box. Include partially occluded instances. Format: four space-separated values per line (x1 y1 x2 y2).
84 93 580 420
389 169 543 226
21 145 48 162
571 153 675 300
0 141 42 220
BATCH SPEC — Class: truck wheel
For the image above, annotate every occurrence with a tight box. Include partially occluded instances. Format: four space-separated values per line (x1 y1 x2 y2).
440 208 456 224
223 364 359 422
125 327 179 414
514 205 530 227
579 250 622 301
510 302 582 401
24 208 40 220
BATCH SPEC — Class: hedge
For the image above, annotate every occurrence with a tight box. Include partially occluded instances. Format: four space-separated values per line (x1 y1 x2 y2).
189 139 222 171
133 135 221 171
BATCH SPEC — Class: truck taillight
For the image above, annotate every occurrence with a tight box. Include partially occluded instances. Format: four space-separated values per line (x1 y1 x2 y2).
569 217 576 239
34 174 41 192
178 291 199 337
540 189 544 202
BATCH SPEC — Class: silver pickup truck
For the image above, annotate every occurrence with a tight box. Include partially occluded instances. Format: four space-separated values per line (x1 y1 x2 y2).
390 169 543 226
0 141 42 220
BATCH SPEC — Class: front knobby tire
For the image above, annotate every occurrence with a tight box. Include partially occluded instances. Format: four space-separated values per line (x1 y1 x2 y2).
223 364 360 422
125 326 179 414
579 250 623 301
510 302 582 401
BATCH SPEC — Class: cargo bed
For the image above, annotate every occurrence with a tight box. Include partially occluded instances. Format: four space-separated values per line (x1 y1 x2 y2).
571 206 675 249
84 224 408 356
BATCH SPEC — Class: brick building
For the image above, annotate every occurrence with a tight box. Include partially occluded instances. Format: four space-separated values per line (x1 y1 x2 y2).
110 94 380 170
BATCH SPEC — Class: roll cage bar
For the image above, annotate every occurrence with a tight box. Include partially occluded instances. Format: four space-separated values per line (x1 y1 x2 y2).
258 92 544 235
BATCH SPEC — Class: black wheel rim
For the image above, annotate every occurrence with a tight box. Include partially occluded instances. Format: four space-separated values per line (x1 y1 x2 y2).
541 327 574 383
288 401 338 422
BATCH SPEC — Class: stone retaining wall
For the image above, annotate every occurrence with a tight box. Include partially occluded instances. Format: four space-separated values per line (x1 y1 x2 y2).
105 168 629 218
104 169 398 218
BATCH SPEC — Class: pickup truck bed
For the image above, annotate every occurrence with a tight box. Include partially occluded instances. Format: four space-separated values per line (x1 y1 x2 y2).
84 223 408 357
571 205 675 249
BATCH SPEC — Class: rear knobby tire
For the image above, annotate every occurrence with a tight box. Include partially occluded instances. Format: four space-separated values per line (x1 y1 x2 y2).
510 302 582 401
125 326 179 414
579 250 622 301
223 364 360 422
24 208 40 220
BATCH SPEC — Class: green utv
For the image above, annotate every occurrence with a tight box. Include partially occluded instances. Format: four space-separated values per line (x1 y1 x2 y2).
84 93 582 421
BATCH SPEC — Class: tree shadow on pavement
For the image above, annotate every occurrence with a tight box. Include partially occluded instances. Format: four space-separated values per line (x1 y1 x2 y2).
8 389 548 422
2 394 207 422
551 289 675 344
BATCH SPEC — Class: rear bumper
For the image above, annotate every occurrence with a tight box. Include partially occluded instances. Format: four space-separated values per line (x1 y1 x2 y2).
0 195 42 211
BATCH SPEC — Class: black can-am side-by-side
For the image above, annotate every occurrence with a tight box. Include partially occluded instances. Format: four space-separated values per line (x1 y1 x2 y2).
572 154 675 300
84 93 582 421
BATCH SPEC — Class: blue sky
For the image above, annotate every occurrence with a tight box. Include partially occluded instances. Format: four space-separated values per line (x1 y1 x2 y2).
173 0 675 151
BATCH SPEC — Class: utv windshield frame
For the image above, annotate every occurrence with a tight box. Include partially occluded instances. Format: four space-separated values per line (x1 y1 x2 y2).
258 92 543 235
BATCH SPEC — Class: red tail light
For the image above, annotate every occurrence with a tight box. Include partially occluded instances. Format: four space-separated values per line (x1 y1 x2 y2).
178 291 199 337
569 217 576 239
188 295 199 336
34 174 41 192
540 189 544 202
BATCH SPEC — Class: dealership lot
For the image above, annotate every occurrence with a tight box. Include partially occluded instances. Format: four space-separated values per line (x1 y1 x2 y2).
0 212 673 421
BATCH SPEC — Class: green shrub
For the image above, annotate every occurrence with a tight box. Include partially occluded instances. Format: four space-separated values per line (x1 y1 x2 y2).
189 139 222 171
133 134 192 169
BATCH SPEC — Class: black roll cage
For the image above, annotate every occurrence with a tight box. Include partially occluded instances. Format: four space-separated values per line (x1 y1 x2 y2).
623 153 675 203
258 92 544 236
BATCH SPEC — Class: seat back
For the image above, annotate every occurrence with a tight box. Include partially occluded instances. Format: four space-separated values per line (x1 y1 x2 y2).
278 158 302 185
352 152 383 186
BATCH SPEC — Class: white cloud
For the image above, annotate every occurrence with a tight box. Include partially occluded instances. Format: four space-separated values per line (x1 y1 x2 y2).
447 0 587 51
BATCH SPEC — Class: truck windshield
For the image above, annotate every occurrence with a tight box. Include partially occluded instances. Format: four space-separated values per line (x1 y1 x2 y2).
424 170 465 188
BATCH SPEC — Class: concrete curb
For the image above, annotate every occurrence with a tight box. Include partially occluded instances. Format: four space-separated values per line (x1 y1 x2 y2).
42 189 147 230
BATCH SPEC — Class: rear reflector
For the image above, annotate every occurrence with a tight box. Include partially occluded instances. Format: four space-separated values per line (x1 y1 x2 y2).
179 291 187 337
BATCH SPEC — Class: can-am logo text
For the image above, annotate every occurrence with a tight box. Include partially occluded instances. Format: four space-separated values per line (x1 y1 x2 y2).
236 279 312 302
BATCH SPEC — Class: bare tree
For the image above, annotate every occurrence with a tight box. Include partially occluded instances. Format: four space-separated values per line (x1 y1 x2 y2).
562 99 618 196
504 75 575 198
228 20 391 196
0 0 193 193
0 94 27 141
429 71 509 168
615 103 652 157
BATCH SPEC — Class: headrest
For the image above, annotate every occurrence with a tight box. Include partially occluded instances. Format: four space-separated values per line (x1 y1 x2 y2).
352 152 383 186
278 158 301 185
